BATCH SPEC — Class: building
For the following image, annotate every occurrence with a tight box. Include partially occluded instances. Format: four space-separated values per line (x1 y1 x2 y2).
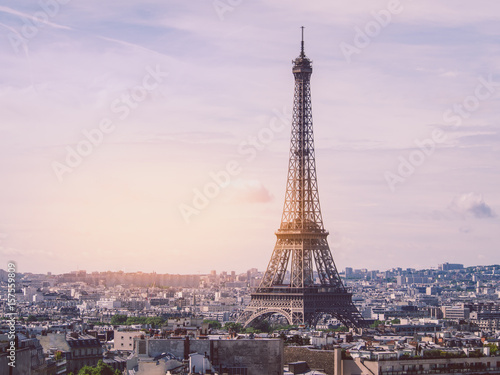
114 329 142 351
0 333 47 375
441 304 470 320
470 310 500 330
345 268 353 279
388 323 441 335
438 263 464 271
128 337 283 375
97 298 122 309
38 332 103 374
285 347 500 375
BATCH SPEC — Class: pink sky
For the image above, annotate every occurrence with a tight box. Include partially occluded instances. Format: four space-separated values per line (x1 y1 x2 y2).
0 1 499 274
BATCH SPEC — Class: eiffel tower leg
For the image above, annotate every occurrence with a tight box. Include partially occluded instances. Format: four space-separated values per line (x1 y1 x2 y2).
237 293 297 328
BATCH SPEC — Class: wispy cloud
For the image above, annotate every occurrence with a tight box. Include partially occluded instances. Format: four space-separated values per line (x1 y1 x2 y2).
0 5 72 30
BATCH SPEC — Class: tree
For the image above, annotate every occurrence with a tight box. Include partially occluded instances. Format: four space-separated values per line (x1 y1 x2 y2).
333 326 349 332
204 320 222 329
370 320 385 328
110 314 128 325
244 327 263 334
469 350 483 358
248 320 271 333
271 324 297 332
77 360 121 375
286 334 310 346
224 322 242 333
485 343 498 356
145 316 165 328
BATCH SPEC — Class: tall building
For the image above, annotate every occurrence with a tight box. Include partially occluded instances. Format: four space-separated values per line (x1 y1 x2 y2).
345 267 353 278
439 262 464 271
238 29 365 328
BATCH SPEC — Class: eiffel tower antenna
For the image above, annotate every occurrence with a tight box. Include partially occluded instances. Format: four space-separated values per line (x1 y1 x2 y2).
300 26 305 57
238 30 365 328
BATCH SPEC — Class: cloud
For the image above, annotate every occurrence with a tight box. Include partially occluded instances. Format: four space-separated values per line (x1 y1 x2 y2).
449 192 495 218
230 180 274 204
0 5 72 30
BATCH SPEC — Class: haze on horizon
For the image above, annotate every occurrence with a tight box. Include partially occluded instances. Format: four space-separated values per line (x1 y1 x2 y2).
0 1 499 275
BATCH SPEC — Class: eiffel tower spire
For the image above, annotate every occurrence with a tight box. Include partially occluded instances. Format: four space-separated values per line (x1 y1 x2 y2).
238 29 365 328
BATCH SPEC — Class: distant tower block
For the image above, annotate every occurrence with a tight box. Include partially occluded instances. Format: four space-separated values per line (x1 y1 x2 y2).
238 29 365 328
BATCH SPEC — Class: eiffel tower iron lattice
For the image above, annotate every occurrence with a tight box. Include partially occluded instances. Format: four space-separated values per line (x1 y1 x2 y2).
238 29 366 328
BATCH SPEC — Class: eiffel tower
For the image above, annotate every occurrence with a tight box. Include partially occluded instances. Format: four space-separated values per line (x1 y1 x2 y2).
238 28 365 328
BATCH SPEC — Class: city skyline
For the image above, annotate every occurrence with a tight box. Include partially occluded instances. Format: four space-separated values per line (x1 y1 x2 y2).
1 1 499 275
1 261 496 278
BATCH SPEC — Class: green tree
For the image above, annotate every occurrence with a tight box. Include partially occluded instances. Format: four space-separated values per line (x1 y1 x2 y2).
224 322 242 333
469 350 483 358
251 320 271 333
125 317 147 325
271 324 297 332
485 343 498 356
331 326 349 332
203 319 222 329
77 360 121 375
145 316 164 328
390 318 401 324
370 320 385 328
110 314 128 325
244 327 261 334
